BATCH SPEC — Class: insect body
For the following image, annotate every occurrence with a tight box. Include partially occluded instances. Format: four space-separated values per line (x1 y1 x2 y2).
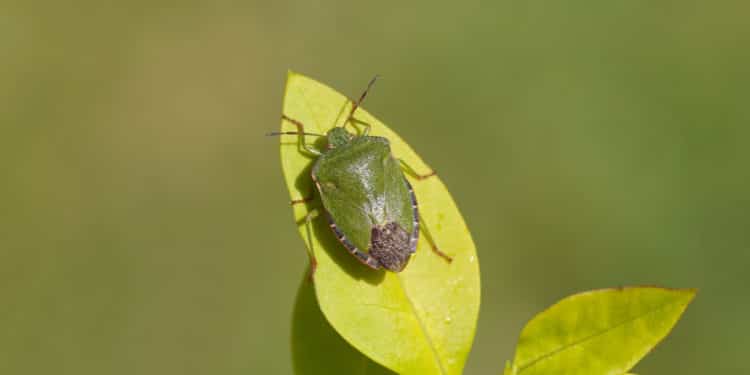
273 77 452 274
313 129 418 271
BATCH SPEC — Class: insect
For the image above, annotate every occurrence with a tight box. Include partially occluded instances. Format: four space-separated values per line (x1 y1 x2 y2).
270 76 452 275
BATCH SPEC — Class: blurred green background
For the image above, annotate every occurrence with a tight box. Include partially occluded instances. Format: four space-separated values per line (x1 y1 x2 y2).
2 1 748 374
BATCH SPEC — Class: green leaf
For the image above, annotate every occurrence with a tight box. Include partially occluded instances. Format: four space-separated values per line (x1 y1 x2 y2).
292 277 395 375
512 287 696 375
279 71 480 375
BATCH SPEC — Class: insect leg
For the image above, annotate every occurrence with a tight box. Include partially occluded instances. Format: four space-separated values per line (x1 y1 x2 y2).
290 186 316 206
348 118 372 136
399 159 437 180
418 212 453 264
300 208 321 280
280 115 323 157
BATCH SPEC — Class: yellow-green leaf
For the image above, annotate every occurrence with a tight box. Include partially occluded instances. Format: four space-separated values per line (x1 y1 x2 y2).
279 72 480 375
512 287 696 375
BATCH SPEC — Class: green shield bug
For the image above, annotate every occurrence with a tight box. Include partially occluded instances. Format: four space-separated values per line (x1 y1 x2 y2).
270 76 452 275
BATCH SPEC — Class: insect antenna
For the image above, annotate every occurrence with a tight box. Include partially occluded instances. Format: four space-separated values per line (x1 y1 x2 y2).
265 131 324 137
342 74 380 128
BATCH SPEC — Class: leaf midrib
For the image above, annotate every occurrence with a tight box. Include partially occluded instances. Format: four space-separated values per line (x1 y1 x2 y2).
517 296 687 372
397 275 447 375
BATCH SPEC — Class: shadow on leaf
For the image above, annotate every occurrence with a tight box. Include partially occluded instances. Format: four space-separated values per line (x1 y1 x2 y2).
292 277 394 375
291 155 385 286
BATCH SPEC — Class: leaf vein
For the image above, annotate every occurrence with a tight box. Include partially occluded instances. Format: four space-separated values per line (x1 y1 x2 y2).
518 297 687 372
397 276 447 375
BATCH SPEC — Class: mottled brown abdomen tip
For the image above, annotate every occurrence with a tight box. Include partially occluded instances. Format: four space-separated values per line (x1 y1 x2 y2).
369 222 412 272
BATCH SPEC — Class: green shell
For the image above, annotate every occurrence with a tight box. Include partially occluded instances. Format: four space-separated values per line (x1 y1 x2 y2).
312 135 414 265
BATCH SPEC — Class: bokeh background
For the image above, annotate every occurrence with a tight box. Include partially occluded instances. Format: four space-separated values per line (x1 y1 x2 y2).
2 1 748 374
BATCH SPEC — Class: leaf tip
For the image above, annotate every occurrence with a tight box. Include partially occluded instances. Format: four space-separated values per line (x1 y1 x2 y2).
655 286 698 302
684 287 698 303
286 69 302 84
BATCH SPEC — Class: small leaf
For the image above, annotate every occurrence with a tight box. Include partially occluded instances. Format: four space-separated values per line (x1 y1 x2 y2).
512 287 696 375
279 72 480 374
292 277 394 375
